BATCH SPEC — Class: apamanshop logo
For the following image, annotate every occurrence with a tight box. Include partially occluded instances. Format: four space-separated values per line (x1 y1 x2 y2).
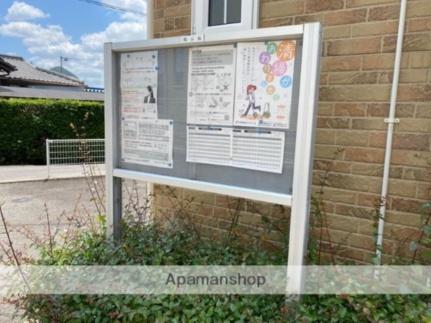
165 272 266 288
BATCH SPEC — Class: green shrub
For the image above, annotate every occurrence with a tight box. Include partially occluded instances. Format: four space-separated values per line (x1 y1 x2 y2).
0 98 104 165
298 294 430 322
20 223 287 322
17 222 431 322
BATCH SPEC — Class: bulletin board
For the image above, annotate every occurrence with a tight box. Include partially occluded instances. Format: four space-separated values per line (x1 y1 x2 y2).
105 23 322 293
115 45 302 196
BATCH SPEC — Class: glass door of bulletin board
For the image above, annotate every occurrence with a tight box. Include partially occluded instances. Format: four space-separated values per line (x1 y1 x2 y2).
105 23 322 294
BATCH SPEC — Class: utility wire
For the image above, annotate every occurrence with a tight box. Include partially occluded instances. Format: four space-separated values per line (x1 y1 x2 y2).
75 0 146 16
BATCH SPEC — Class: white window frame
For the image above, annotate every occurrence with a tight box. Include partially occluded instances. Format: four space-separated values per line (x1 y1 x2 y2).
192 0 259 35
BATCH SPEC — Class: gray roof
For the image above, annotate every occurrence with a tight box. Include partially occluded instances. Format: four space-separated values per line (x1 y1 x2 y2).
50 66 79 80
0 86 104 101
0 54 84 87
0 57 16 74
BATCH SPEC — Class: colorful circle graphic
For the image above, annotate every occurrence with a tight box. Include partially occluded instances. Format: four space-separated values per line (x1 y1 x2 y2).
272 60 287 76
259 52 271 64
277 40 296 61
280 75 292 88
273 94 280 101
266 85 275 95
276 48 290 61
260 80 268 87
262 64 272 74
265 73 274 82
266 42 277 54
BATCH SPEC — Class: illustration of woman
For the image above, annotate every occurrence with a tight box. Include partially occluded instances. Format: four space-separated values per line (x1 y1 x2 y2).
242 84 261 117
144 85 156 104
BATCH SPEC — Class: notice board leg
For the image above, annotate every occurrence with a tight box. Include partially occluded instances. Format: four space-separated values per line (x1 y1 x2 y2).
104 41 122 240
286 22 322 296
107 177 122 240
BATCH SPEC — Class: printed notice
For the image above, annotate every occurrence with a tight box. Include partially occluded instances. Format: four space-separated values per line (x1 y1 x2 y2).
121 51 158 119
186 126 285 173
121 89 157 119
232 129 285 173
234 40 296 129
186 126 232 166
187 45 236 125
122 119 173 168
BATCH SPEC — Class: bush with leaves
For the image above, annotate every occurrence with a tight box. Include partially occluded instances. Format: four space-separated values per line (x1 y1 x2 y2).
12 220 430 322
0 98 104 165
1 170 429 322
18 222 287 322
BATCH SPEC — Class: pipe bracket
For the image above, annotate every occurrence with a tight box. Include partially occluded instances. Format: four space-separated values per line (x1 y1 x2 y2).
384 118 400 124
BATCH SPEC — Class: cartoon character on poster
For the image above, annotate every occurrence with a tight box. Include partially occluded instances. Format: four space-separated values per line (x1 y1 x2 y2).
235 40 296 129
241 84 261 117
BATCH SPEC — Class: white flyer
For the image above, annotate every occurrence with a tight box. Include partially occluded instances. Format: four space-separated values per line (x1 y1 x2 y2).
121 119 173 168
187 45 236 125
121 51 158 119
186 126 232 166
186 126 285 173
234 41 296 129
231 129 285 173
121 89 157 119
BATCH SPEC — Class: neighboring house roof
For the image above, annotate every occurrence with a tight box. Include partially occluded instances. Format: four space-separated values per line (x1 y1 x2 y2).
0 54 84 87
0 86 104 101
0 57 16 74
50 66 79 80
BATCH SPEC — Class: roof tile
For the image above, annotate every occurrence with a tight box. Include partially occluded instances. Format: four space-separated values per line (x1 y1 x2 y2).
0 54 84 87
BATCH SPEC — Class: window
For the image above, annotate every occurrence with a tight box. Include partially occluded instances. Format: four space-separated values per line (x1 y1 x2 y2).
192 0 259 35
208 0 242 26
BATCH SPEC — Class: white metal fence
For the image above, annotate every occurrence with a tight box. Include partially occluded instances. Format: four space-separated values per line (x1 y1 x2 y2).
46 139 105 177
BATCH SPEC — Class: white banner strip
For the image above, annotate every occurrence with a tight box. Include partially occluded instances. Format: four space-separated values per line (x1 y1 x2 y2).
1 266 430 296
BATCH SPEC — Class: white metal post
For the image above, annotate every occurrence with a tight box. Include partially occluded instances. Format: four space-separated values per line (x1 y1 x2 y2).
46 139 50 179
287 22 322 295
104 42 122 240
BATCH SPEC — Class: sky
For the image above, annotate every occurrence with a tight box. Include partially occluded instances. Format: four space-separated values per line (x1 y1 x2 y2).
0 0 148 87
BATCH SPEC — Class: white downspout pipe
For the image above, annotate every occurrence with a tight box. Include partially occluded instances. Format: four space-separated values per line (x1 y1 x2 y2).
376 0 408 264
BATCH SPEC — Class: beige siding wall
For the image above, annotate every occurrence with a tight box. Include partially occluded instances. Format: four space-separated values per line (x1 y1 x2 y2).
152 0 431 263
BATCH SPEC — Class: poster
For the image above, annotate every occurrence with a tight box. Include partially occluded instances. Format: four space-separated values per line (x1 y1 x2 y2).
121 51 158 119
186 126 285 173
187 45 236 125
121 89 157 119
186 126 232 166
122 119 173 168
231 129 285 173
234 40 296 129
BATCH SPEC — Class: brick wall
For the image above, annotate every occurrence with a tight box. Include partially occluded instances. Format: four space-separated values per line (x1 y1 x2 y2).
153 0 191 37
152 0 431 264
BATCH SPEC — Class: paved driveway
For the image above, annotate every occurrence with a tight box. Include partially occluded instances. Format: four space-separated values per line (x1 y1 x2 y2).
0 176 147 322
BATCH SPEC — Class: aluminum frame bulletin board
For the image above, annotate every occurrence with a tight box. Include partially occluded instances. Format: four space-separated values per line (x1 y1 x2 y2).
105 23 322 294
